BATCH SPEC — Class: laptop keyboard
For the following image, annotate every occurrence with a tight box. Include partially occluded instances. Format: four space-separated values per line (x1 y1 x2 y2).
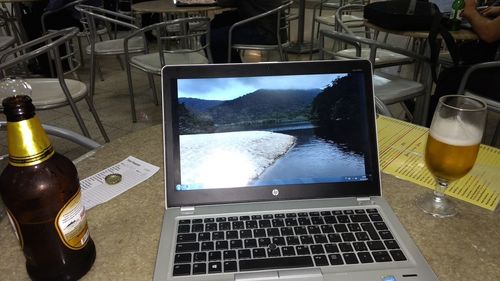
172 208 407 276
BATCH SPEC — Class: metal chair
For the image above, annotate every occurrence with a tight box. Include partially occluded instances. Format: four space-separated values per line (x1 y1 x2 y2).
457 61 500 145
0 7 16 52
374 95 392 117
228 1 293 63
75 4 145 100
284 0 299 42
0 7 20 63
0 27 110 142
41 0 89 79
319 28 430 123
41 0 111 69
0 121 101 151
124 17 212 122
0 5 23 46
308 0 367 59
328 4 415 69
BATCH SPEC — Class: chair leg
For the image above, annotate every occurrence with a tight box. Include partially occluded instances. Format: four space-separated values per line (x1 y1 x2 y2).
400 102 413 121
72 67 81 81
116 55 124 70
125 59 137 122
77 36 85 67
96 59 105 81
85 96 110 142
398 37 412 74
89 52 97 101
147 73 158 106
63 91 92 139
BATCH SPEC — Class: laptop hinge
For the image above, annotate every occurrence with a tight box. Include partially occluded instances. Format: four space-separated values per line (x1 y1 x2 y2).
180 206 195 215
356 197 372 205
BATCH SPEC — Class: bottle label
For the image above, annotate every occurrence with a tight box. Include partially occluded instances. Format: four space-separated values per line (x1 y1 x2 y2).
450 9 463 21
55 191 91 250
7 117 54 167
6 209 24 248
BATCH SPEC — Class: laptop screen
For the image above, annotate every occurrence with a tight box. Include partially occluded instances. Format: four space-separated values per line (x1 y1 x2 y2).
162 61 381 207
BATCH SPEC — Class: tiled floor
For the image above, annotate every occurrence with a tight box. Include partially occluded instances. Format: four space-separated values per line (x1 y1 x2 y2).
0 54 166 161
1 5 498 162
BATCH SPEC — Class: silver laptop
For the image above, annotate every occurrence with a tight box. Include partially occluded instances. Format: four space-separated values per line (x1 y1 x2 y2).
154 60 438 281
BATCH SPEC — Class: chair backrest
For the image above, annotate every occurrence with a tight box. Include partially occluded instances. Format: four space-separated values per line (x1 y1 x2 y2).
334 4 367 35
315 0 342 14
458 60 500 113
313 0 369 19
281 0 295 42
41 0 86 34
227 0 294 62
0 121 101 150
40 0 89 78
75 4 139 45
0 27 79 79
458 61 500 97
124 16 212 65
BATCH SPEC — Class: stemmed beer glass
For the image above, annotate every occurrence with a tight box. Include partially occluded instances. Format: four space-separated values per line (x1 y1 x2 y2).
417 95 487 218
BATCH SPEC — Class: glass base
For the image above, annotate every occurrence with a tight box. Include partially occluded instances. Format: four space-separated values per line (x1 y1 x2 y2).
416 192 457 218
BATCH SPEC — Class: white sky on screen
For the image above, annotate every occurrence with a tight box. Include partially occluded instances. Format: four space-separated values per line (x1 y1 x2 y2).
178 74 346 101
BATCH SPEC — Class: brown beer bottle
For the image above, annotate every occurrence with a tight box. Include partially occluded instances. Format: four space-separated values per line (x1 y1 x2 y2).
0 95 95 280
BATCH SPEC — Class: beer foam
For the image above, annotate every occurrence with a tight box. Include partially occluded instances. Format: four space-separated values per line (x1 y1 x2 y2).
430 117 483 146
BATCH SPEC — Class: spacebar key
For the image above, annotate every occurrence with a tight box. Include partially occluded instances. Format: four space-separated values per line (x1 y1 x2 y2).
239 256 314 271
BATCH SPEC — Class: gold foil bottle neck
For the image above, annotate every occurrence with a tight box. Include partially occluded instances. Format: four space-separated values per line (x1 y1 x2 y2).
7 116 54 166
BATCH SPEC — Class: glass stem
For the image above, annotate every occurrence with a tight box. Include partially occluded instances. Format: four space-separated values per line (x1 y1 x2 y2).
433 180 448 202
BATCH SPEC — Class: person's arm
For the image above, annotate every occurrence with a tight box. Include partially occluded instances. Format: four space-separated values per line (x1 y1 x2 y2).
462 0 500 43
481 6 500 16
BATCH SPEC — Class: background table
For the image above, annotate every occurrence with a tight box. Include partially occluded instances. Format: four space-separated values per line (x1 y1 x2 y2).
1 123 499 280
131 1 230 16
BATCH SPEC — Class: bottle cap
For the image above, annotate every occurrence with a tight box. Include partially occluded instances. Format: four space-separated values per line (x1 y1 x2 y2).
105 173 122 185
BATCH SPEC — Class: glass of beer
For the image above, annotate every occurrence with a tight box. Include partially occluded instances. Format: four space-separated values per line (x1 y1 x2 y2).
417 95 487 218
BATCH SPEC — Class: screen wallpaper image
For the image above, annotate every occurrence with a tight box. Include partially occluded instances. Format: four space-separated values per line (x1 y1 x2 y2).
175 73 371 190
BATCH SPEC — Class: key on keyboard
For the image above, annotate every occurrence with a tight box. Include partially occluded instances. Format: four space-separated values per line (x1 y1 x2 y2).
172 208 407 276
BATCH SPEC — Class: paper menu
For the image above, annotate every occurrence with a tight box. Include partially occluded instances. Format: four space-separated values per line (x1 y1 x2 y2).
377 116 500 211
80 156 160 210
